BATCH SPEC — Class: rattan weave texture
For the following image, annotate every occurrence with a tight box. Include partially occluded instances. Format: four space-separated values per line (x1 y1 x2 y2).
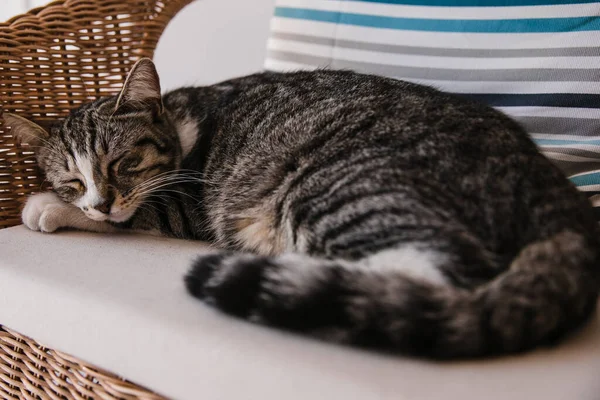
0 0 194 229
0 0 194 398
0 325 165 399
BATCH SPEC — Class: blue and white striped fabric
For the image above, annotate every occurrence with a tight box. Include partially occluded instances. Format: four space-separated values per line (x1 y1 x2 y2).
264 0 600 214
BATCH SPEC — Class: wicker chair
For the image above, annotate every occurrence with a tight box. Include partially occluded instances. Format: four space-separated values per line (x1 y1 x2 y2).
0 0 194 398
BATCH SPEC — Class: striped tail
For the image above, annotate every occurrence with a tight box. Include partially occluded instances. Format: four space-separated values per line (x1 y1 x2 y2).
185 230 599 358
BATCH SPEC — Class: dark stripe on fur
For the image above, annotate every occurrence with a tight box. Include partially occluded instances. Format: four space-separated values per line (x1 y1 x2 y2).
186 230 599 358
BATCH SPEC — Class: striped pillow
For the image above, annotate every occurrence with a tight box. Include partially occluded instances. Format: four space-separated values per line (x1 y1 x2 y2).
264 0 600 215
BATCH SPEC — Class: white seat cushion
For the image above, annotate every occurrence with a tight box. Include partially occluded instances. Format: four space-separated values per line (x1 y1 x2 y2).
0 225 599 400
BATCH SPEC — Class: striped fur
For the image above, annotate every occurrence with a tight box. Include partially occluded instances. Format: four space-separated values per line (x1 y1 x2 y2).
12 59 600 358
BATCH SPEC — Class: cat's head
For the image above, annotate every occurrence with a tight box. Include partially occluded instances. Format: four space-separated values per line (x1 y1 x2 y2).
4 58 181 223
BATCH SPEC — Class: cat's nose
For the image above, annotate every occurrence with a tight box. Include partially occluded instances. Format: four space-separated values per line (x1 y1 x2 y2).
95 198 113 215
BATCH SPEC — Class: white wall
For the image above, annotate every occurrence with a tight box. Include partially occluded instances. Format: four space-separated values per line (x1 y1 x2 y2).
0 1 30 22
0 0 53 21
154 0 276 91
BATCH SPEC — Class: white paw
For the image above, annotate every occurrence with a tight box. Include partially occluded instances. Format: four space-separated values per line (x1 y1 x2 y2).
22 192 80 233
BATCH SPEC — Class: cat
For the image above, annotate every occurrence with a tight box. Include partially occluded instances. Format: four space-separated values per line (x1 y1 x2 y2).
4 58 600 359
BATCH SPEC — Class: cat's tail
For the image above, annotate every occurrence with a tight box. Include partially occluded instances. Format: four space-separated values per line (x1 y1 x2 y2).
184 230 599 358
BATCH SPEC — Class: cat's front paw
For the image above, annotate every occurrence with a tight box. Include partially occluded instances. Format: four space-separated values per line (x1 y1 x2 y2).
22 192 78 233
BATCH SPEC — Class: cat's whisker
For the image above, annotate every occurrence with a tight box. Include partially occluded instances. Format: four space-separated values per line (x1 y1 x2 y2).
13 155 38 163
134 186 199 202
136 179 205 194
133 176 204 192
136 202 162 215
147 189 202 203
127 170 197 191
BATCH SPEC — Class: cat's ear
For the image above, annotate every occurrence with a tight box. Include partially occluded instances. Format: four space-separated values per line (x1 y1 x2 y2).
2 113 49 146
116 57 164 115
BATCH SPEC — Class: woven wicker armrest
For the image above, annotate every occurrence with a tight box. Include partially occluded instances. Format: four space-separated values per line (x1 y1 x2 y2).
0 1 193 398
0 0 194 229
0 326 164 399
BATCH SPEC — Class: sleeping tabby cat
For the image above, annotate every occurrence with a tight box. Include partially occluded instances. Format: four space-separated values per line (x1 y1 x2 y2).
5 58 599 359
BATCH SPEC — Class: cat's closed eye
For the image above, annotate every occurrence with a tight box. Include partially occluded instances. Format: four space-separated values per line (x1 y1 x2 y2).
118 156 142 173
55 179 84 200
108 155 142 175
64 178 85 190
117 153 167 175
